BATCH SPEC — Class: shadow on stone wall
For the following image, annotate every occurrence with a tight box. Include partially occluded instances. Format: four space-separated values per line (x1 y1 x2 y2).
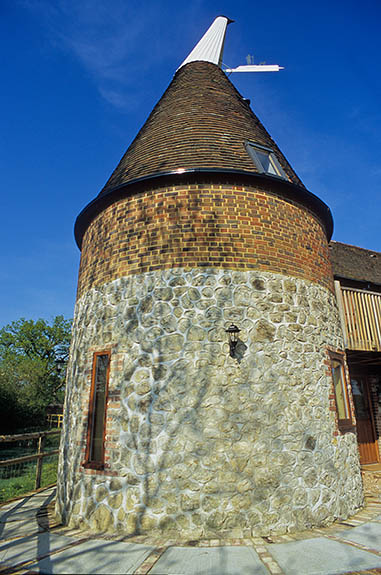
56 192 363 537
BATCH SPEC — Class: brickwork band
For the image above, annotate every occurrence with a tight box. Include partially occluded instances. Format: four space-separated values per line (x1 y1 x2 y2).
77 181 333 298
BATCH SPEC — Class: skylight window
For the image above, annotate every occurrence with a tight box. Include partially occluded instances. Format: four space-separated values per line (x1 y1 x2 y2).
246 142 287 179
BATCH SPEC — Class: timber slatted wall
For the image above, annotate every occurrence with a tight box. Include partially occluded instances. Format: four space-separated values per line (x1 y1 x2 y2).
339 286 381 351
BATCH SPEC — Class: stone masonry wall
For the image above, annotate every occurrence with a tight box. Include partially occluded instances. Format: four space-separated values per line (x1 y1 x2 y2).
77 181 333 298
56 268 363 538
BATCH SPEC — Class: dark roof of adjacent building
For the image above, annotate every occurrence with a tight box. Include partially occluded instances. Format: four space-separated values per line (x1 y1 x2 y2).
330 241 381 286
98 61 304 197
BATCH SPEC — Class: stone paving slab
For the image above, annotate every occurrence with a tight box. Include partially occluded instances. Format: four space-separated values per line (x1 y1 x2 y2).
0 516 43 539
335 522 381 552
266 537 381 575
150 545 269 575
0 499 37 513
0 533 75 567
0 488 56 511
0 507 44 522
1 487 381 575
27 539 154 574
0 489 55 540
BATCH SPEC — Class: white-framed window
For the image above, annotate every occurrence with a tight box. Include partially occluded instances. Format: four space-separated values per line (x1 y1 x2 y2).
245 142 287 179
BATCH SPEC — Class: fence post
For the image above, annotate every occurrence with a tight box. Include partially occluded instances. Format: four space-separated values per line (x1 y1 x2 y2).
35 434 45 489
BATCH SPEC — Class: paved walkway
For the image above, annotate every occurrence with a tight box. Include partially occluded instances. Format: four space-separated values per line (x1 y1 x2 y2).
0 488 381 574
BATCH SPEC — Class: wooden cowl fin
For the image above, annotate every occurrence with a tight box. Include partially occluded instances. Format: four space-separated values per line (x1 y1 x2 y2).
178 15 232 69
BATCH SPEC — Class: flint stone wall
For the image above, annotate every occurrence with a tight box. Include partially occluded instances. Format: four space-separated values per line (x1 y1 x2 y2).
56 268 363 537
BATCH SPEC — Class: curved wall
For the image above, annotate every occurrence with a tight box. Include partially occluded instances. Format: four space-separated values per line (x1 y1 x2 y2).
56 266 363 537
56 178 362 537
77 180 333 298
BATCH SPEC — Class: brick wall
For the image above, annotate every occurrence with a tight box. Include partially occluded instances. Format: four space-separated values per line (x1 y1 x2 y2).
77 180 333 298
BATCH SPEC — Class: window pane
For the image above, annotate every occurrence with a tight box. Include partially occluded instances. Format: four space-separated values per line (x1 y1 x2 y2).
350 379 369 420
246 143 286 179
332 359 348 420
90 354 109 462
256 150 277 175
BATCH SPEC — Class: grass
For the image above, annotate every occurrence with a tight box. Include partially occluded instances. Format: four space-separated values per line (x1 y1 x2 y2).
0 434 59 503
0 457 58 503
0 433 61 462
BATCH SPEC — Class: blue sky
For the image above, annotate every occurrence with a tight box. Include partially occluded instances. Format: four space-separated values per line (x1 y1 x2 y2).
1 0 380 326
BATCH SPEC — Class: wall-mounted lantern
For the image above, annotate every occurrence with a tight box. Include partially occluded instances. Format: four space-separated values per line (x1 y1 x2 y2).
225 324 240 357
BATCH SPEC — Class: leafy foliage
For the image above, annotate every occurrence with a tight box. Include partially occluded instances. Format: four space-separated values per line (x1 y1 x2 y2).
0 316 72 432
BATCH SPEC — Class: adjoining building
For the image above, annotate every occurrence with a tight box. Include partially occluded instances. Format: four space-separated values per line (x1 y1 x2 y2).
56 17 366 537
330 242 381 470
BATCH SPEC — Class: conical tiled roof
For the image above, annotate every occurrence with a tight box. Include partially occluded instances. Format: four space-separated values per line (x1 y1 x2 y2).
75 19 333 247
98 61 304 197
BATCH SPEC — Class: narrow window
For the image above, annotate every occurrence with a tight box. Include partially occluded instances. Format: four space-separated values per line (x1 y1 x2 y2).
245 141 287 179
84 352 110 468
329 352 353 431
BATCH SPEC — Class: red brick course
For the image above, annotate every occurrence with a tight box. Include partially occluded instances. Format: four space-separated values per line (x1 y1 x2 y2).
77 180 333 298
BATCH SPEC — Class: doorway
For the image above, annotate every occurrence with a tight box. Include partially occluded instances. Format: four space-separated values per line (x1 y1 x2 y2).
351 377 380 464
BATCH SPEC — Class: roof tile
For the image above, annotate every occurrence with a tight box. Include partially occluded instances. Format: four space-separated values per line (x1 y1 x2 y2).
99 61 304 197
330 241 381 285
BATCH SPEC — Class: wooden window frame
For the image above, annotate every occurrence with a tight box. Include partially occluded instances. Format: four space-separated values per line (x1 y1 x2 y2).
329 350 354 432
83 351 111 470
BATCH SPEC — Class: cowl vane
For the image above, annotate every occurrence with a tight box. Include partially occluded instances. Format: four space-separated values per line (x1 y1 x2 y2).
179 16 283 73
178 16 232 69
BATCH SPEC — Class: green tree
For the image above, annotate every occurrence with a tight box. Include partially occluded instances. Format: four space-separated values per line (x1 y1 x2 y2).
0 316 72 432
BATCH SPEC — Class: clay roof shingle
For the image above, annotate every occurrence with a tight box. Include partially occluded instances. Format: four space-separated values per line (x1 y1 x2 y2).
330 241 381 286
98 61 304 197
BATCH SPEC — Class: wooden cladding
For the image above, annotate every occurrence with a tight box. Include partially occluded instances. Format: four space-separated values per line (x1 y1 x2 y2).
351 377 380 464
335 281 381 351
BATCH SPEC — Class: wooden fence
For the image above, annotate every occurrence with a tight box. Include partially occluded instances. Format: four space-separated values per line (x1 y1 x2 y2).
0 430 60 490
335 281 381 351
47 414 63 428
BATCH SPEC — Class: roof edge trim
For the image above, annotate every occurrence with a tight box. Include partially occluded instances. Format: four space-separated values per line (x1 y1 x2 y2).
74 169 334 249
